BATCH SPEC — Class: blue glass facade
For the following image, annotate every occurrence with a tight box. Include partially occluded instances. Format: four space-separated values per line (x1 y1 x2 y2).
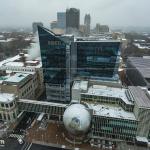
38 26 121 102
57 12 66 29
71 41 121 79
38 26 70 103
38 26 66 85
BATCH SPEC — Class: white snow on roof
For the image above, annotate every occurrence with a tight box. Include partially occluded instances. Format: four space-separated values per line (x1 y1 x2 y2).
0 93 15 103
5 62 24 67
19 99 67 107
136 136 148 143
84 85 132 105
73 81 88 91
0 38 15 43
4 73 30 83
0 55 20 66
0 54 42 69
89 103 136 120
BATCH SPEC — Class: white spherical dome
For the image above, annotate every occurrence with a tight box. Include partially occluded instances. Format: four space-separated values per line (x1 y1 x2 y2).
63 104 91 135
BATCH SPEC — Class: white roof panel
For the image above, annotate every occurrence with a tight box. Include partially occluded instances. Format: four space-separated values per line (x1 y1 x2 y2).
0 93 15 103
89 103 136 120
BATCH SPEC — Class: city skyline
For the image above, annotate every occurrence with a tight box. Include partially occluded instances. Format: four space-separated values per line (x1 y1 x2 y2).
0 0 150 28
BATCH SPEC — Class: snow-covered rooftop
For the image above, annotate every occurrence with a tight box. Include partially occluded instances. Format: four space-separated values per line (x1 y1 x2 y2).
5 62 24 67
0 54 42 69
83 85 133 105
73 81 88 91
136 136 148 143
0 93 15 103
0 38 15 43
4 73 30 83
89 103 136 120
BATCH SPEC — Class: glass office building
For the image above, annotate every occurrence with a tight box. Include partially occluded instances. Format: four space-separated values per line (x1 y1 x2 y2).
38 26 70 103
57 12 66 29
71 41 121 80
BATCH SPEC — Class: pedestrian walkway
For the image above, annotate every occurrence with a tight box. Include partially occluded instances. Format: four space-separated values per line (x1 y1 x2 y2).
9 134 24 139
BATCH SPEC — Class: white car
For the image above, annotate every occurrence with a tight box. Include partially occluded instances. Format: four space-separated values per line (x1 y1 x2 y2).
0 140 5 147
18 138 23 144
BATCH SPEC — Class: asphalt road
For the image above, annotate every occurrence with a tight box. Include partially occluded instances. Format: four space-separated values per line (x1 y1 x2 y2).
30 144 69 150
14 112 36 134
0 138 24 150
0 139 70 150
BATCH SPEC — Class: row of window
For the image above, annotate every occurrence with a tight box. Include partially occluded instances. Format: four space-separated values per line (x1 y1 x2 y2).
81 94 134 112
93 116 137 125
93 129 137 137
19 103 65 115
0 111 16 121
0 101 15 109
21 84 33 98
0 66 35 72
92 131 134 141
92 117 138 133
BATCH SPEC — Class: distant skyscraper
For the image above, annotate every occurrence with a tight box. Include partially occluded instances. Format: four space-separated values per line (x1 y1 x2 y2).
95 23 109 34
57 12 66 29
84 14 91 35
95 23 101 34
66 8 80 30
32 22 43 34
100 25 109 33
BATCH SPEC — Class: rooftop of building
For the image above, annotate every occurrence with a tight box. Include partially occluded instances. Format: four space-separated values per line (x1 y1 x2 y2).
88 103 136 120
74 37 120 42
19 99 67 107
3 73 30 84
0 38 16 43
83 85 133 105
128 86 150 108
72 80 88 91
0 93 15 103
0 54 42 69
66 8 80 12
127 57 150 79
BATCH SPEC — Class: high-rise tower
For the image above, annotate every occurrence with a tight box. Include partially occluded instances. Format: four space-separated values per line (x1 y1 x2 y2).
32 22 43 34
57 12 66 29
84 14 91 35
66 8 80 31
38 26 71 103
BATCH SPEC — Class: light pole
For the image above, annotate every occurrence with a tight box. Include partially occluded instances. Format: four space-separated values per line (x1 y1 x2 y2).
56 134 58 144
74 136 75 149
42 134 43 143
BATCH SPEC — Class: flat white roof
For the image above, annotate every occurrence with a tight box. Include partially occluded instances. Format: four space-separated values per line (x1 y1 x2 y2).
0 54 42 69
73 81 88 91
0 55 20 66
136 136 148 143
5 62 24 67
89 103 136 120
19 99 67 107
83 85 132 105
4 73 30 83
0 38 15 43
5 70 36 75
0 93 15 103
75 40 120 43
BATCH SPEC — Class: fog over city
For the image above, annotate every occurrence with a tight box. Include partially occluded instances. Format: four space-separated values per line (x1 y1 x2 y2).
0 0 150 28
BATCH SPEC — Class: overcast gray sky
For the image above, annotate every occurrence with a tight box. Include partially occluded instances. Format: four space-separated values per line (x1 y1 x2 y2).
0 0 150 28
